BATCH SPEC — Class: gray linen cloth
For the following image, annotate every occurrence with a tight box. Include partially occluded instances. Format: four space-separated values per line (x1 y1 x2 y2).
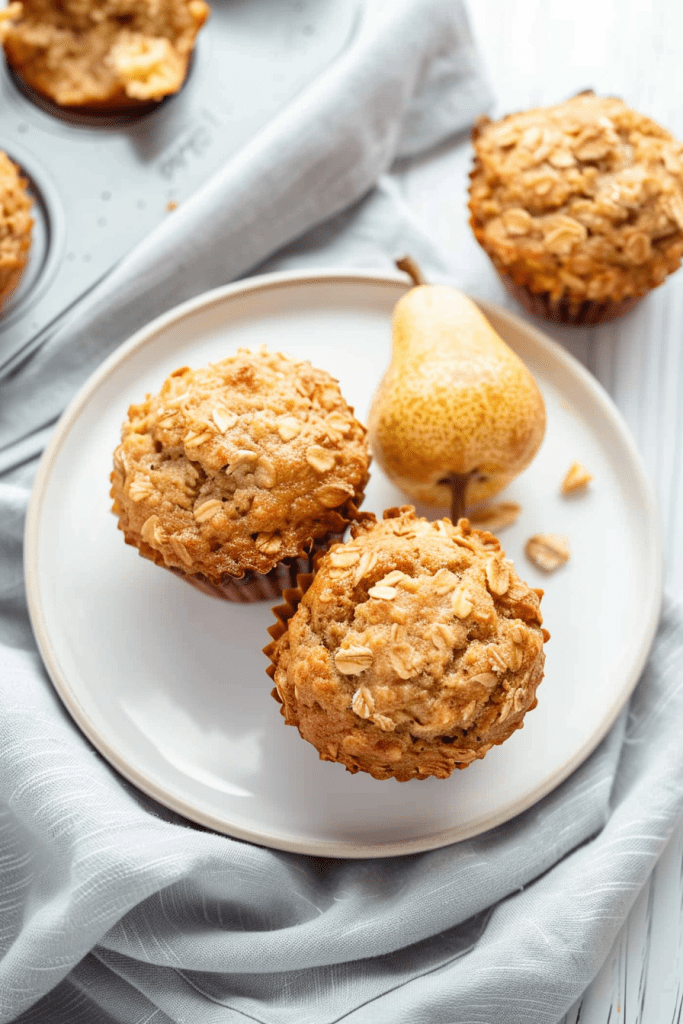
1 1 682 1021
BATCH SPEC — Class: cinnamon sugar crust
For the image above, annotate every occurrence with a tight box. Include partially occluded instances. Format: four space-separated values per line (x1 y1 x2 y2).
0 0 209 108
110 348 370 582
0 150 32 314
267 507 548 782
469 93 683 305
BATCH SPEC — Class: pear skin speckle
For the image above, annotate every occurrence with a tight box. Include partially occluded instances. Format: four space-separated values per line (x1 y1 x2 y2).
367 286 546 509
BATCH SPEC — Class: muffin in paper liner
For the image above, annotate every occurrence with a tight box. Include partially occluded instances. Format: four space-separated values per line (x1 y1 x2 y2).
498 275 643 326
264 572 316 658
0 150 33 314
265 507 549 782
131 530 349 603
0 0 210 111
468 92 683 326
111 348 371 604
167 558 313 604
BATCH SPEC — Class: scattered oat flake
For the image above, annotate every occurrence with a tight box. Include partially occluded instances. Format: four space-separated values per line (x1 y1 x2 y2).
167 200 178 211
561 461 593 495
469 501 522 532
525 534 570 572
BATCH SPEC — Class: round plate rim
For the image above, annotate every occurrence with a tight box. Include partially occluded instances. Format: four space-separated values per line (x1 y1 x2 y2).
24 268 663 858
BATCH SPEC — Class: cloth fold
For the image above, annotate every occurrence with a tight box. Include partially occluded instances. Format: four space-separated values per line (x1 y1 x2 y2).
0 0 488 476
5 597 683 1024
1 2 682 1023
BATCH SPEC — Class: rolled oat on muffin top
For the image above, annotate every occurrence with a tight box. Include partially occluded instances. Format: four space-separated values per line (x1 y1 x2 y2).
266 507 548 782
0 150 32 315
110 347 370 589
469 92 683 320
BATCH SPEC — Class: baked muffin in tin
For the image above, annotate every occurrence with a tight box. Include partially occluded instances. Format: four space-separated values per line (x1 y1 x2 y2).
0 150 32 315
1 0 209 110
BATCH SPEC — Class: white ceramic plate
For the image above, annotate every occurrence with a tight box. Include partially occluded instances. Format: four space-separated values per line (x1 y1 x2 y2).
25 270 662 858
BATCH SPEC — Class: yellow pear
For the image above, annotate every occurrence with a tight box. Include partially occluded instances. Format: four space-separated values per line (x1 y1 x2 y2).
368 259 546 520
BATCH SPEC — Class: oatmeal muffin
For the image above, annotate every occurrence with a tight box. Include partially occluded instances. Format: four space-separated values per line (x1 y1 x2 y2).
110 348 371 602
0 150 32 315
0 0 209 109
266 507 548 781
469 92 683 324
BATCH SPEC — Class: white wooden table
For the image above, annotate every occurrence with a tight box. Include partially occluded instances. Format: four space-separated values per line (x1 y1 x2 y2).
397 0 683 1018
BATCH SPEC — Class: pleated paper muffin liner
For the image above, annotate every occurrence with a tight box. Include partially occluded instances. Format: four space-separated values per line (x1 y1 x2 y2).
499 273 644 326
166 557 315 604
133 532 342 605
263 571 315 691
118 480 368 603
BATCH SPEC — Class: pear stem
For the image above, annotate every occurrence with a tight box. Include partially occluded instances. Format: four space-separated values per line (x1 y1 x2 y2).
439 471 475 524
396 255 426 287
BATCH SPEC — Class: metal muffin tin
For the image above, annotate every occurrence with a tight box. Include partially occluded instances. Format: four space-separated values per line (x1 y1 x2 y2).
0 0 360 370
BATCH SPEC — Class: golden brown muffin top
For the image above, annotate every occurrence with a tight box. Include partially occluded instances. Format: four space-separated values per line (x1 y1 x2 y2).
469 93 683 302
111 348 370 580
0 150 33 313
268 507 548 781
0 0 209 107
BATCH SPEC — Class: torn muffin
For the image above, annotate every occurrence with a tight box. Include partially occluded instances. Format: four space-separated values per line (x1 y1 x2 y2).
1 0 209 109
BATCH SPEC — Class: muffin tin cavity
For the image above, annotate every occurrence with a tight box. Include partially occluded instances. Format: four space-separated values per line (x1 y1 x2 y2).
0 0 361 361
0 146 64 330
4 60 167 130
